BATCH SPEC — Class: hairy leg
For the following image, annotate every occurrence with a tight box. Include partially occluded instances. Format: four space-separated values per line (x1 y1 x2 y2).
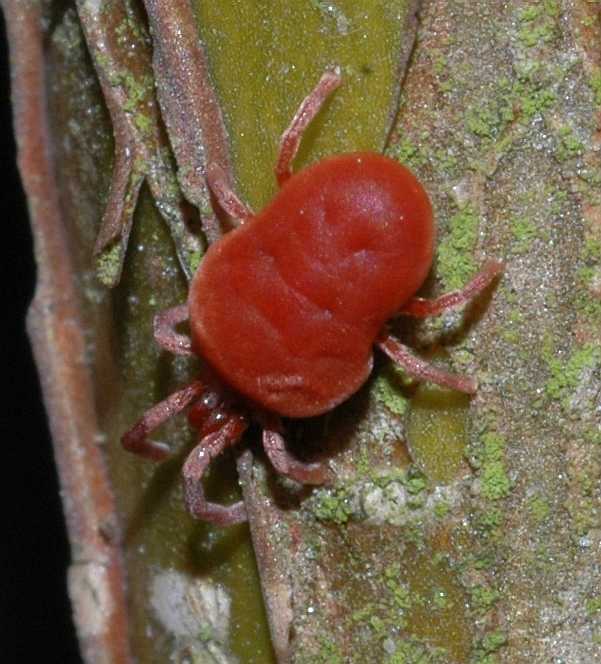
400 260 504 318
182 417 248 525
275 67 341 187
122 381 206 461
262 416 329 484
206 162 254 224
378 332 477 394
154 304 193 355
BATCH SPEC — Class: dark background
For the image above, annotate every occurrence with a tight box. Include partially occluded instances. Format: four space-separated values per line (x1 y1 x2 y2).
1 11 81 664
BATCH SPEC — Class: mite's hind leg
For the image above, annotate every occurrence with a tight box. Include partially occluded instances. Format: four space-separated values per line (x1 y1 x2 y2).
262 417 329 485
122 381 206 461
275 67 342 187
206 163 254 224
378 332 477 395
400 260 503 318
154 304 193 355
182 417 248 525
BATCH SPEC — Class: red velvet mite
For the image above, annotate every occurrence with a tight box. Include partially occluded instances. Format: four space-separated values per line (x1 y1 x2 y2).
122 68 503 526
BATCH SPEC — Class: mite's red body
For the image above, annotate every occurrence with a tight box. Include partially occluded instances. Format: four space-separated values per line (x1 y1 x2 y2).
121 69 503 526
190 153 434 418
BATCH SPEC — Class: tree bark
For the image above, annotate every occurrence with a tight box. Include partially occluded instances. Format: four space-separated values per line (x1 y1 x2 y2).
6 1 600 662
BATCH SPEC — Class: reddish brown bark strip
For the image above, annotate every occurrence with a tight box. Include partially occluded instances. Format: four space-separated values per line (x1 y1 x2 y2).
75 0 202 286
3 1 132 661
142 0 233 244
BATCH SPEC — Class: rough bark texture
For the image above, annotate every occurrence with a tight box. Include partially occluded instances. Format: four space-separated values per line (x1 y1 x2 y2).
6 0 601 663
4 1 132 661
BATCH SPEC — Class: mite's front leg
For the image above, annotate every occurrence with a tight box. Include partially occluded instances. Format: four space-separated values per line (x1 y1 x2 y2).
122 381 206 461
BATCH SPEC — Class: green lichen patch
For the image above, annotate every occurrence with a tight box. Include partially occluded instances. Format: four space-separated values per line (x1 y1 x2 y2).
465 98 513 141
517 0 560 49
519 86 556 122
589 67 601 106
311 485 354 524
436 204 480 291
478 432 512 501
386 638 448 664
96 241 123 286
554 125 585 163
312 637 344 664
575 238 601 324
528 494 551 524
476 507 504 534
544 341 601 408
510 216 537 254
471 630 508 664
469 584 501 615
384 563 413 611
372 364 411 416
586 596 601 616
389 132 428 170
187 248 204 274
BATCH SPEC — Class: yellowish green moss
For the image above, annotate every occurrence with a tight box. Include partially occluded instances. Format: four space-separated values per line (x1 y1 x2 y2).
96 242 123 286
134 113 152 134
528 495 551 524
518 1 560 48
511 216 537 254
544 342 601 407
187 249 204 274
479 432 512 501
312 486 354 524
471 630 508 664
477 507 504 532
465 99 513 140
554 125 585 162
480 631 508 655
520 86 556 121
586 596 601 616
469 585 501 614
389 133 428 169
312 637 344 664
437 204 479 291
585 428 601 446
373 364 411 416
386 638 448 664
384 564 413 611
589 68 601 106
433 148 458 175
572 498 597 536
433 500 450 519
584 237 601 262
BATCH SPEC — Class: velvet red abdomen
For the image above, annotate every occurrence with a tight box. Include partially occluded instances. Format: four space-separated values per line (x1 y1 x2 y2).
189 152 434 417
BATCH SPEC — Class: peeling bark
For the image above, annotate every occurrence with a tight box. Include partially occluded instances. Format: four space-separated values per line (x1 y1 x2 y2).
4 1 132 661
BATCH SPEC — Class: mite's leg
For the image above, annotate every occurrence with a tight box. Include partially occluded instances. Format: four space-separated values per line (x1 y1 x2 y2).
262 417 329 485
182 417 248 525
378 333 477 394
400 260 504 318
122 381 206 461
275 67 342 187
206 162 254 224
154 304 193 355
